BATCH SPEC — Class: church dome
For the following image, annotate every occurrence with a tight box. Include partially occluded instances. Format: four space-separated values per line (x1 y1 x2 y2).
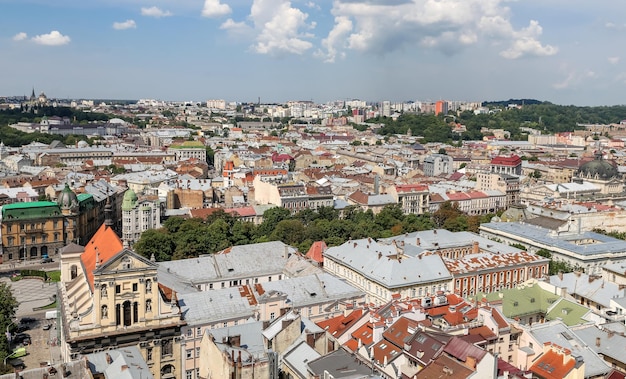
58 183 78 210
577 154 618 180
122 188 138 211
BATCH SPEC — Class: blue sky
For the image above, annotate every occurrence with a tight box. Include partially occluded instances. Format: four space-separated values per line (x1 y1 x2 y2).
2 0 626 105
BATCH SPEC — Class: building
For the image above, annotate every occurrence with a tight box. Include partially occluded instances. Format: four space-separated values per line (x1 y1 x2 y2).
121 188 161 247
59 209 184 379
423 154 453 177
386 184 430 215
323 237 453 305
480 221 626 275
167 141 207 162
435 100 448 116
491 155 522 176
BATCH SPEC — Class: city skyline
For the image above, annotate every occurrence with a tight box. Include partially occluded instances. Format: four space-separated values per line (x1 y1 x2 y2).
2 0 626 106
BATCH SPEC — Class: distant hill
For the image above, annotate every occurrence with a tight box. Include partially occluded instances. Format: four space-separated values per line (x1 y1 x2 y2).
482 99 547 107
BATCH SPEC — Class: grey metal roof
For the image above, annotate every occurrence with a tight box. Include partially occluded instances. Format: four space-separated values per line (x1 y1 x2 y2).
259 273 364 308
383 229 522 255
208 321 267 361
528 321 610 378
85 346 153 379
283 340 321 379
549 272 626 308
307 348 374 378
178 287 255 326
158 241 296 284
324 238 452 288
481 222 626 257
572 324 626 366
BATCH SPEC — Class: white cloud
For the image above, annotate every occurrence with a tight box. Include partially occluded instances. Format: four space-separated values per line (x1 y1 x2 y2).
220 18 253 36
316 16 352 62
248 0 314 56
12 32 27 41
500 20 557 59
608 57 620 65
553 68 596 90
202 0 231 18
31 31 70 46
317 0 557 61
113 20 137 30
141 6 172 18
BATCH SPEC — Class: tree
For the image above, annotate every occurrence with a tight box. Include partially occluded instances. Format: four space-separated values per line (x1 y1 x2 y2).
432 201 463 227
256 207 291 240
0 283 18 373
536 248 574 275
134 229 175 261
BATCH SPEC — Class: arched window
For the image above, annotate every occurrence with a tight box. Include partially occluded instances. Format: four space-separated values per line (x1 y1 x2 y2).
70 265 77 280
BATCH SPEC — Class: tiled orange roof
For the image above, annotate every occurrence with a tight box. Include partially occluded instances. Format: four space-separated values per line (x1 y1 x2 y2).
372 338 401 365
383 317 417 348
80 224 124 292
530 346 576 379
306 241 327 263
316 309 363 337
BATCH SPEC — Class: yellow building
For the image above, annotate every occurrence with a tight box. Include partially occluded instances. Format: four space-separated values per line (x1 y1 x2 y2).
59 206 184 379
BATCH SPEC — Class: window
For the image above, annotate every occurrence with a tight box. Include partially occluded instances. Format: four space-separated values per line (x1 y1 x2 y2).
270 312 275 321
186 370 193 379
186 329 193 338
115 285 121 294
132 283 138 292
146 348 153 361
196 327 201 336
6 225 11 232
268 276 272 282
161 340 173 357
195 347 200 358
20 224 25 231
31 236 36 244
186 349 193 359
223 322 227 327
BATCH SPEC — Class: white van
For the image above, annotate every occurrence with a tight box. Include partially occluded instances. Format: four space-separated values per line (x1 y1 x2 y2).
45 310 58 320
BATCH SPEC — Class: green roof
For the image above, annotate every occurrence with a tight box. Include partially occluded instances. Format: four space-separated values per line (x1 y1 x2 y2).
169 141 204 148
545 298 590 326
2 201 62 220
476 282 591 326
2 201 58 210
77 193 93 202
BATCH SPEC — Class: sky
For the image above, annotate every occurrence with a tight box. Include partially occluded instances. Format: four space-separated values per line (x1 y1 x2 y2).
1 0 626 106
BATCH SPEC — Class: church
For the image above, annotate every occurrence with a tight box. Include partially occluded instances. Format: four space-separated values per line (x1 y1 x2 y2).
59 201 184 379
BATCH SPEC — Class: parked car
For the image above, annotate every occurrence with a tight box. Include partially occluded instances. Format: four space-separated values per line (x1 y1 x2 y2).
19 317 36 324
13 334 31 345
42 324 51 331
15 325 29 333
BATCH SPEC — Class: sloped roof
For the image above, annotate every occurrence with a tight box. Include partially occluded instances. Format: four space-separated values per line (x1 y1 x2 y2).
306 241 327 263
80 223 124 291
529 346 577 379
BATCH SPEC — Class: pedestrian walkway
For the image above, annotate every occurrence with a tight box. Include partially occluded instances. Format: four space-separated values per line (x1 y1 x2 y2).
0 277 58 317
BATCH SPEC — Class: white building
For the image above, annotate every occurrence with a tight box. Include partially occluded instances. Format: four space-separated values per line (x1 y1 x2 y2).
121 188 161 246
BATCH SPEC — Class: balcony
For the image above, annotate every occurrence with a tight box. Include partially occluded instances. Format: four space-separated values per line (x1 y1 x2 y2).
24 226 44 234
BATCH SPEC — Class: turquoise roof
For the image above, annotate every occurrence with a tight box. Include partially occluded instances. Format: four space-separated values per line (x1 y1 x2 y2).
2 201 62 220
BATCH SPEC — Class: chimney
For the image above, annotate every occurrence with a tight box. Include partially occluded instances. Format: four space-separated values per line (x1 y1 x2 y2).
105 353 113 365
228 335 241 347
465 355 477 369
373 322 384 343
416 238 421 246
284 245 290 259
558 271 563 281
472 241 479 254
596 337 601 347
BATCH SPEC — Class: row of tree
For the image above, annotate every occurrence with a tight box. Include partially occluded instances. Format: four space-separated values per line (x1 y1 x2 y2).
134 202 498 262
368 103 626 143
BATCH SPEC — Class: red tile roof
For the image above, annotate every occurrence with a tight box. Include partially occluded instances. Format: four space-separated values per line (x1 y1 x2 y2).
306 241 327 263
80 224 124 292
316 309 363 338
530 344 577 379
491 155 521 166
